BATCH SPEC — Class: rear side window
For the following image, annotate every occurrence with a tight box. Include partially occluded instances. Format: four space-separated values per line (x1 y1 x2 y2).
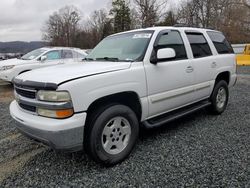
186 32 212 58
207 31 234 54
62 50 73 59
156 30 187 60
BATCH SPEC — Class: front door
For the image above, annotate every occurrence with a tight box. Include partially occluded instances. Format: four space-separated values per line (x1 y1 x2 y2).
40 50 63 67
144 30 195 118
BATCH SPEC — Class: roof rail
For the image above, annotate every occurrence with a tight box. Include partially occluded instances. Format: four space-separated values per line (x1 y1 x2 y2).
173 23 190 27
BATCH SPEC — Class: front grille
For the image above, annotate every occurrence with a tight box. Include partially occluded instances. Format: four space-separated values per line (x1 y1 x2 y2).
15 87 36 99
19 103 36 113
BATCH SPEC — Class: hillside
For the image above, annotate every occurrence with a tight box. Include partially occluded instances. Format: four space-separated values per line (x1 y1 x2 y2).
0 41 48 53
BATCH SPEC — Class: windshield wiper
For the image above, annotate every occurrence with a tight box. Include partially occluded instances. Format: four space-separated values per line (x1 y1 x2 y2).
84 57 94 61
96 57 119 62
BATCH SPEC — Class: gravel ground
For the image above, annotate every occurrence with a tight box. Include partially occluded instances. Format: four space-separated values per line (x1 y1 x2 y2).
0 67 249 187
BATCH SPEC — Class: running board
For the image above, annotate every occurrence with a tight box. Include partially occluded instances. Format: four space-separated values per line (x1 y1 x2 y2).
142 100 211 129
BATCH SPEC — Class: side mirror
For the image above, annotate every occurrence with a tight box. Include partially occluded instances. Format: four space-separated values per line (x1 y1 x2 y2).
157 48 176 60
40 55 47 62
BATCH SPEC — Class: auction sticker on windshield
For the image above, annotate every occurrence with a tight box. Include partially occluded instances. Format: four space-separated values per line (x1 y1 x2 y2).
133 33 152 39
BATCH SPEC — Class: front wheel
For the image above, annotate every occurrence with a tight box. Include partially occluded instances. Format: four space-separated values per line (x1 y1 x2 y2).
208 80 229 115
85 104 139 166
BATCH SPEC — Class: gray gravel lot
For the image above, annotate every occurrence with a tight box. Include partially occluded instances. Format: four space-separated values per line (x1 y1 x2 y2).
0 67 249 187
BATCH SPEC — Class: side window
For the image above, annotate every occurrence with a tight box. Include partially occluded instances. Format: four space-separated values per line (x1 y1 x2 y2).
156 31 187 60
62 50 73 59
207 31 234 54
186 32 212 58
73 51 86 59
46 51 61 60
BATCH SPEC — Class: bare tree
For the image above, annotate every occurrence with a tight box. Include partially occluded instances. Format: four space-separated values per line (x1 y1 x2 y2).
176 0 250 43
42 5 81 47
133 0 168 27
86 9 112 43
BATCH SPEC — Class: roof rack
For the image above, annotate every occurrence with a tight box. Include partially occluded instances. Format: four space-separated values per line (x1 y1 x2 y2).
173 23 215 30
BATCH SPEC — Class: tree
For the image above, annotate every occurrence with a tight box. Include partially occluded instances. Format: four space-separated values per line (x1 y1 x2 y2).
133 0 168 27
176 0 250 43
87 9 113 45
110 0 131 32
157 11 177 26
42 6 81 47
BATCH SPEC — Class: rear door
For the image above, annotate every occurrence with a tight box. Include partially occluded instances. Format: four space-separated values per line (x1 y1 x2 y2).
144 30 195 118
62 50 74 63
185 31 215 101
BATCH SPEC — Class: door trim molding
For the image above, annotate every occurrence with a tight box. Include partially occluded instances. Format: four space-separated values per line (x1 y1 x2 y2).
150 81 212 103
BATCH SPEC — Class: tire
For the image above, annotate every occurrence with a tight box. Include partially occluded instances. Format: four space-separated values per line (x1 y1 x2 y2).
85 104 139 166
208 80 229 115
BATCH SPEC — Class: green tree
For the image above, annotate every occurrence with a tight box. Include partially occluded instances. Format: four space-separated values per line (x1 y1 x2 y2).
110 0 131 32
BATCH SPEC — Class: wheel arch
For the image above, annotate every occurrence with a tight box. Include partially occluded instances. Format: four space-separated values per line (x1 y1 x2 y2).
18 69 31 75
86 91 142 122
215 71 230 85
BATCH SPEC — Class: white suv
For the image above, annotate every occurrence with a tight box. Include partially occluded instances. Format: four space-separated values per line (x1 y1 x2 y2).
10 27 237 165
0 47 87 82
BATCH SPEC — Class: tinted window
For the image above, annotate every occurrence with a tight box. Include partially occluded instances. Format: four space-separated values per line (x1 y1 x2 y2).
73 51 86 59
46 51 61 60
207 31 234 54
157 31 187 60
186 32 212 58
62 50 73 59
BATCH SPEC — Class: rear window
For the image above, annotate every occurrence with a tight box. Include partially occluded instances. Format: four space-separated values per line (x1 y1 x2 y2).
186 32 212 58
207 31 234 54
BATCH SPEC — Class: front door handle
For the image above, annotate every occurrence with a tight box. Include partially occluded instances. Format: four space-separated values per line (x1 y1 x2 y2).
186 66 194 73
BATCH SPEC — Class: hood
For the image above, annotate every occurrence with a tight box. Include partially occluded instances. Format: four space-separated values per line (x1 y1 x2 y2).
0 58 35 67
16 61 132 85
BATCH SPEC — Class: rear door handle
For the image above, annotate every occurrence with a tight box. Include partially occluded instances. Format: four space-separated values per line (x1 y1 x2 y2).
211 62 217 68
186 66 194 73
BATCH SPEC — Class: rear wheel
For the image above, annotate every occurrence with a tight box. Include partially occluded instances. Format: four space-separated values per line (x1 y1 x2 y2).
85 104 139 166
208 80 229 115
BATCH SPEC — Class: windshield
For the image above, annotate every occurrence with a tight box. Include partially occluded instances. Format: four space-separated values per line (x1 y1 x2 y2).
86 31 154 62
21 49 47 60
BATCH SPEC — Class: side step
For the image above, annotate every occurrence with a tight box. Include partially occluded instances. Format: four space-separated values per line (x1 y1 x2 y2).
142 100 211 129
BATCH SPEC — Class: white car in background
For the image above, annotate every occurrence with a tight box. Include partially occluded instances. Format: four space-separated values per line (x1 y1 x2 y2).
0 47 88 82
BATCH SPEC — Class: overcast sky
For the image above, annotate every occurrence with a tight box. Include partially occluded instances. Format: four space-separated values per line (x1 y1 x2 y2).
0 0 180 42
0 0 111 42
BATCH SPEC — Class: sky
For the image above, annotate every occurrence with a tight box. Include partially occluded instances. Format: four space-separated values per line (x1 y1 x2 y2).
0 0 180 42
0 0 110 42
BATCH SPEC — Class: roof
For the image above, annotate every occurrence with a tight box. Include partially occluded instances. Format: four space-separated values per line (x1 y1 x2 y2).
39 47 88 55
110 26 219 37
41 46 83 50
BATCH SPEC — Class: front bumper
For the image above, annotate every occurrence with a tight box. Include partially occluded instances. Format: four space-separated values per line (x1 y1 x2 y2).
0 70 14 82
10 101 86 151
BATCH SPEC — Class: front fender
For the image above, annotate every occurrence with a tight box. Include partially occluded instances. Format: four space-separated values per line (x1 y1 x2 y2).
58 63 148 117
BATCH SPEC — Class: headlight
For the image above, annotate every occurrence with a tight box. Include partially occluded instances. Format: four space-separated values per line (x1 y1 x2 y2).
37 91 71 102
36 90 73 118
37 108 74 119
0 65 15 71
